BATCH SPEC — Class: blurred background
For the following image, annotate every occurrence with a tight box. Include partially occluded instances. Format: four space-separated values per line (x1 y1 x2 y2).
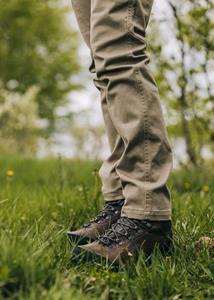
0 0 213 168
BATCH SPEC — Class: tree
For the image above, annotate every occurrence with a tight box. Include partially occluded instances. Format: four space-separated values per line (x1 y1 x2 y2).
148 0 214 165
0 85 41 154
0 0 80 132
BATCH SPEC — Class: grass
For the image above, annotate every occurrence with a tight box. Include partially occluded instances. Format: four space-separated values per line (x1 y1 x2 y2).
0 155 213 299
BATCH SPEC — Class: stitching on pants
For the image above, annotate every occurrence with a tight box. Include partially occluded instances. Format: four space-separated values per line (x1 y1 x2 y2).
126 0 136 47
135 69 152 211
127 0 148 45
126 0 152 211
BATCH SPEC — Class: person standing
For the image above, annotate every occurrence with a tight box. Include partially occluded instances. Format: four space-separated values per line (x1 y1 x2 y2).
68 0 173 264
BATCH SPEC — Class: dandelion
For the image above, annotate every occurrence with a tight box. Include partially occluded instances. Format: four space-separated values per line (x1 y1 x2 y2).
202 185 209 193
7 170 14 177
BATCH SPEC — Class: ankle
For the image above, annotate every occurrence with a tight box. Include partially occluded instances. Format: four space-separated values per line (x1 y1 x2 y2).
129 218 172 232
106 199 124 206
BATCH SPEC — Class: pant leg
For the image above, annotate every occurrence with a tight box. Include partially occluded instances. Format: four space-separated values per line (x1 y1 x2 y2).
90 0 173 220
71 0 124 201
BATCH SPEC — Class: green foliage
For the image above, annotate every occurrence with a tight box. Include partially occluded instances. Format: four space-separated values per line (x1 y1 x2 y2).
0 0 80 129
0 85 41 155
148 0 214 165
0 157 213 299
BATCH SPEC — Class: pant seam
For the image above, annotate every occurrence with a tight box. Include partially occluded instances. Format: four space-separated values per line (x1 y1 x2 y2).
105 196 125 202
134 69 152 211
103 191 124 197
126 0 152 212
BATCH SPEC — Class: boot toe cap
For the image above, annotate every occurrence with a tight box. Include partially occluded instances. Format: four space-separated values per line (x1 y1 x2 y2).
67 230 90 245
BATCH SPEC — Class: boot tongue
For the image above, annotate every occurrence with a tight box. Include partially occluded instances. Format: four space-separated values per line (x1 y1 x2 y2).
83 200 124 228
107 199 124 207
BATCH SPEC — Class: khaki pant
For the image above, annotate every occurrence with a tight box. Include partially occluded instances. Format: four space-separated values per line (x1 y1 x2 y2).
71 0 173 220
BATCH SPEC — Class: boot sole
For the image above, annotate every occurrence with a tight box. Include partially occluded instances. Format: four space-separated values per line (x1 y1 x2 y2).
70 239 173 267
70 245 119 269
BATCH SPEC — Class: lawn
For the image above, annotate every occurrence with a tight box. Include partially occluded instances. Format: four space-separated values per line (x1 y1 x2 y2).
0 156 213 299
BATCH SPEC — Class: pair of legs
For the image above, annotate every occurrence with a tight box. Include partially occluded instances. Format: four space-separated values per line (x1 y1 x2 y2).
69 0 173 263
71 0 173 221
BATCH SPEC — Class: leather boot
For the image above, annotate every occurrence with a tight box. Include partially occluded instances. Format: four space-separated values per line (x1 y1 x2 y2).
67 200 124 245
74 217 172 264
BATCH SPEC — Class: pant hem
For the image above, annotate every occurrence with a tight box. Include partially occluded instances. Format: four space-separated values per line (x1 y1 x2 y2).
121 207 171 221
104 193 125 202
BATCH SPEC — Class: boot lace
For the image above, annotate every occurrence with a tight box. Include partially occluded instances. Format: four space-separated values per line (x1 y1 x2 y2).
83 200 124 228
98 217 152 246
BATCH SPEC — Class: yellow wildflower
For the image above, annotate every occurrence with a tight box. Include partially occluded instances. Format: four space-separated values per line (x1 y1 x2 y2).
202 185 209 193
7 170 14 177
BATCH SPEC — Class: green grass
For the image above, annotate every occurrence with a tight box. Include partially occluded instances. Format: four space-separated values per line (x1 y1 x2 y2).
0 156 213 300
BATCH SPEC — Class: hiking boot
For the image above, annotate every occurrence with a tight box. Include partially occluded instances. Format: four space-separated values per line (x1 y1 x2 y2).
67 199 124 245
74 217 172 264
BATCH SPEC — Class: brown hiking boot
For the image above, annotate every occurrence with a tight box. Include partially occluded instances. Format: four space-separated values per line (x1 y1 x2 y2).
67 200 124 245
74 217 172 264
